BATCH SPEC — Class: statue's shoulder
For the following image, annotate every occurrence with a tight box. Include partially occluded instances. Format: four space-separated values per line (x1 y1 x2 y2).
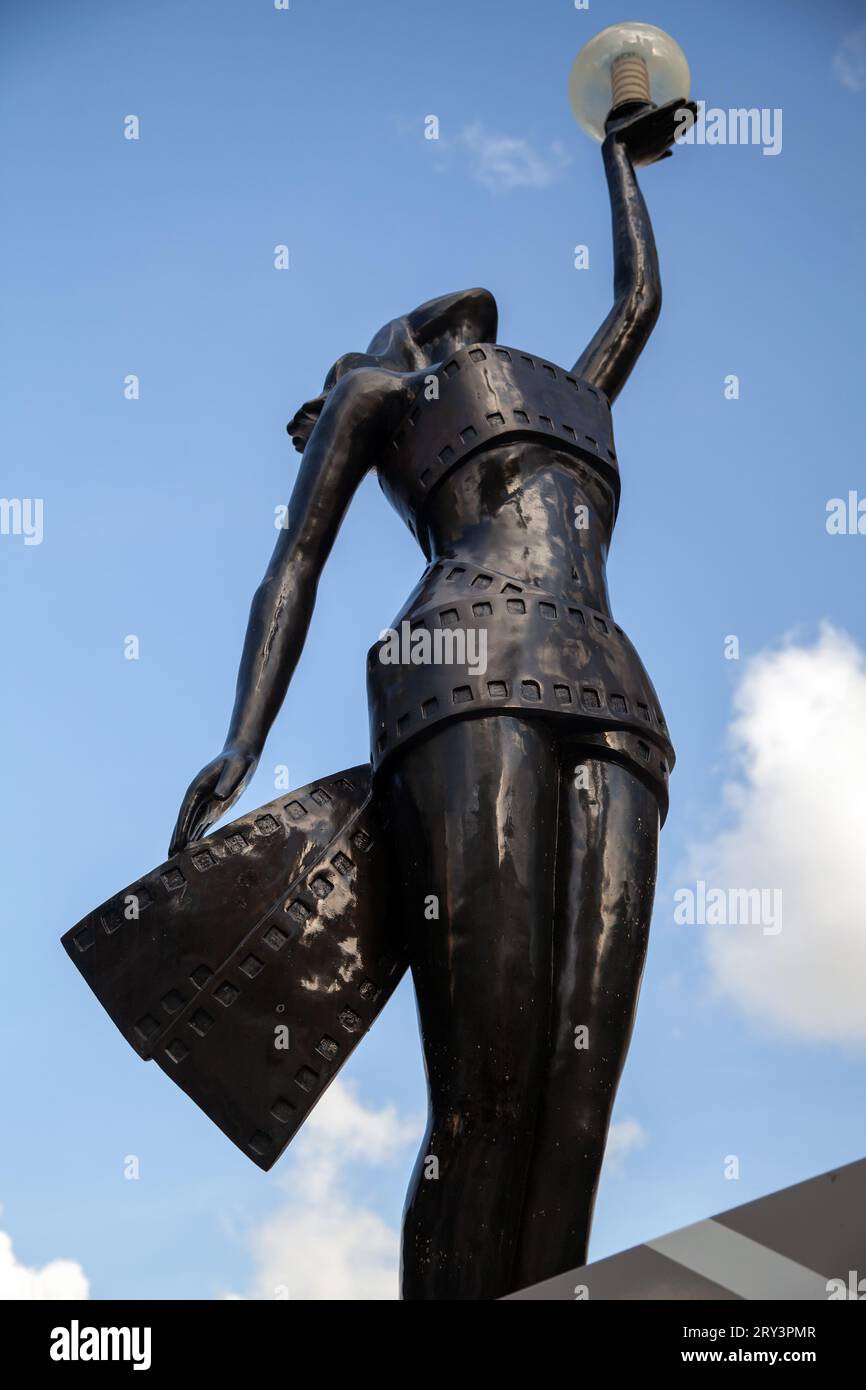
335 361 413 422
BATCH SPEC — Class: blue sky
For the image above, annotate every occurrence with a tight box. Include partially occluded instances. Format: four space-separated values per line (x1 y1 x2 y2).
2 0 866 1299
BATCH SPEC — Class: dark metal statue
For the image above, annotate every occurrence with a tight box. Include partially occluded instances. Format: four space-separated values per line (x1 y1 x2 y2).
64 97 692 1300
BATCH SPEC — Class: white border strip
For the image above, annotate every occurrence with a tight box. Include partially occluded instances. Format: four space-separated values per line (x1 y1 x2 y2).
647 1219 829 1300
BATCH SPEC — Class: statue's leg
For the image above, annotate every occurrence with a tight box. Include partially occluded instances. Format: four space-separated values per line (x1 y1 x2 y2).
383 715 559 1301
512 754 660 1294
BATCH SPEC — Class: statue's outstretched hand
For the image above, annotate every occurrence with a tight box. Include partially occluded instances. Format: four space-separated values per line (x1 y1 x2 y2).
169 743 259 856
605 97 697 167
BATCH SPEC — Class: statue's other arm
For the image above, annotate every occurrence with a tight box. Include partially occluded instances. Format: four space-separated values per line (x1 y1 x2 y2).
169 369 402 852
572 133 660 404
224 373 385 751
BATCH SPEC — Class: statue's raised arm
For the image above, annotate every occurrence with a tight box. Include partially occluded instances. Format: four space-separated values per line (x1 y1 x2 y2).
574 98 695 401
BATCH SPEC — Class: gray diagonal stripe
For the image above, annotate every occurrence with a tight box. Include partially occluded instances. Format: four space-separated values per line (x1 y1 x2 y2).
647 1219 830 1300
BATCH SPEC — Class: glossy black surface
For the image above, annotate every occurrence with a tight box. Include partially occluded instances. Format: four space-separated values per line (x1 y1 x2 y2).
387 720 659 1299
65 99 691 1299
63 769 408 1170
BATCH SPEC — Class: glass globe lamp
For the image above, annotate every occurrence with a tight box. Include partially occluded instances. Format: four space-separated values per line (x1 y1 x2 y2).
568 21 690 141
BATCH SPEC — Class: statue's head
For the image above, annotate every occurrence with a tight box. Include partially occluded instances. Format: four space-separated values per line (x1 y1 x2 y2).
287 288 498 452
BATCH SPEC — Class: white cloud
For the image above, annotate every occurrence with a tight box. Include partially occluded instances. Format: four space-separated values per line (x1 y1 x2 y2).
229 1081 422 1301
685 624 866 1043
605 1118 647 1173
446 122 570 193
833 21 866 90
0 1227 89 1299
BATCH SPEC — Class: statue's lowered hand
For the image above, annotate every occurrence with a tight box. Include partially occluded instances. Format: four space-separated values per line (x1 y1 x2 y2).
169 743 259 856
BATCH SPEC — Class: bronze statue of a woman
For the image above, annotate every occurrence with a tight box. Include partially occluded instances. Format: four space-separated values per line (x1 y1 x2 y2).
65 94 692 1301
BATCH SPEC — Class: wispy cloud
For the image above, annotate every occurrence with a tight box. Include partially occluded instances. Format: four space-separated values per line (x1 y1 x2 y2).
686 625 866 1043
0 1223 89 1299
228 1081 422 1301
833 20 866 91
605 1119 648 1174
438 122 570 194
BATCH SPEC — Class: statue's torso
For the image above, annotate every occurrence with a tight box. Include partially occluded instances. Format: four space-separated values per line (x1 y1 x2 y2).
367 343 675 816
377 342 620 548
